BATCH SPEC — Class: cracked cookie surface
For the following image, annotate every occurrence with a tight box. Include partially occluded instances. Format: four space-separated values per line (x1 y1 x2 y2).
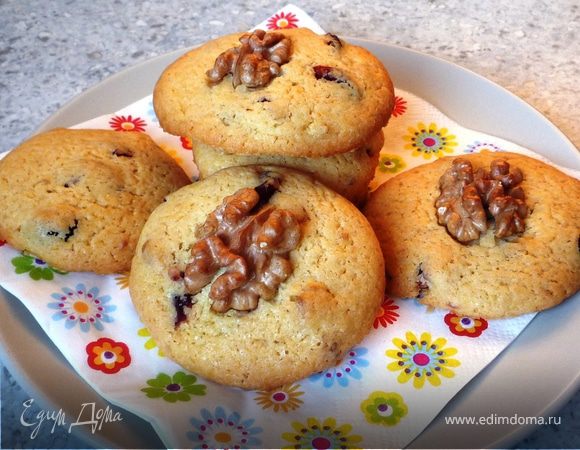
153 28 394 157
0 128 190 274
363 151 580 319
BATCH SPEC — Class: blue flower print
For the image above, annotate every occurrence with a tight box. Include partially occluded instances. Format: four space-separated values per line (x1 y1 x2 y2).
464 140 504 153
309 347 370 388
48 283 115 332
146 98 159 125
187 406 262 449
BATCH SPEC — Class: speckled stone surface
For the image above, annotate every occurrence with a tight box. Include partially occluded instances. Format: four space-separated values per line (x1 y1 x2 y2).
0 0 578 448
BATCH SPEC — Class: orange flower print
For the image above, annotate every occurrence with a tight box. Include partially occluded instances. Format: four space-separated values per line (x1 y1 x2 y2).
267 11 299 30
160 144 183 166
374 297 400 329
254 383 304 412
180 136 193 150
444 313 488 338
114 272 130 290
109 115 146 132
86 337 131 374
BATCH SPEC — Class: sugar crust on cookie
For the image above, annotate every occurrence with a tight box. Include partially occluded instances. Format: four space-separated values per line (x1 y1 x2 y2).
0 128 190 274
130 165 385 389
364 151 580 319
153 28 394 157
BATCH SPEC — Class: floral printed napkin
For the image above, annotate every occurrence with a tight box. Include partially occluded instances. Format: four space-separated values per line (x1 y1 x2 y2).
1 4 578 449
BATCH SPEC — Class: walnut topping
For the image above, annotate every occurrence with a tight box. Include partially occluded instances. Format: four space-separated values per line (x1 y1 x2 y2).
476 160 528 239
178 174 305 316
206 29 291 88
435 159 487 242
436 158 528 243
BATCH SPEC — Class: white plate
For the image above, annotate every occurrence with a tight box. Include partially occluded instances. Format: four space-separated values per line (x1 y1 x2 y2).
0 39 578 449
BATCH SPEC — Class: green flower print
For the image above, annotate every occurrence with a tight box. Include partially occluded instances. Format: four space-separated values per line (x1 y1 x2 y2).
378 154 407 174
11 254 67 281
141 371 206 402
360 391 408 426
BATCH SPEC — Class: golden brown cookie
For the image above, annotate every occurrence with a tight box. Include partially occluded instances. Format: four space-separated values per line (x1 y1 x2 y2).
0 128 190 274
130 165 385 389
364 151 580 318
192 131 384 205
153 28 394 157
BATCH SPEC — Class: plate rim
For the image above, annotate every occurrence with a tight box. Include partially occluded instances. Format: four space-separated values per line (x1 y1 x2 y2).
1 37 579 449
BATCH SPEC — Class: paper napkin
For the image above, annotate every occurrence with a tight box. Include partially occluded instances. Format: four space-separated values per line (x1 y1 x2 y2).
0 4 577 449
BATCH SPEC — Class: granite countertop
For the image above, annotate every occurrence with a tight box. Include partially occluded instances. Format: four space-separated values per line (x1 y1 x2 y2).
1 0 578 448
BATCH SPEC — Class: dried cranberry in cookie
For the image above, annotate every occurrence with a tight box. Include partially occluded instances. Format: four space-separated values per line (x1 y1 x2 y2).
153 28 394 158
364 151 580 319
0 128 190 274
130 165 384 390
191 130 385 205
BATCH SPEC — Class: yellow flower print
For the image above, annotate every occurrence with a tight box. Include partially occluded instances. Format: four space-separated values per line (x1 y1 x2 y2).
254 383 304 412
403 122 458 159
386 331 460 389
137 327 165 357
282 417 362 449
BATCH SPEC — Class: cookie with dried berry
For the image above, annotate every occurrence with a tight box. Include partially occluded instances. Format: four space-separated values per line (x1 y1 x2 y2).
0 128 190 274
363 151 580 319
129 165 384 390
191 130 384 205
154 28 393 158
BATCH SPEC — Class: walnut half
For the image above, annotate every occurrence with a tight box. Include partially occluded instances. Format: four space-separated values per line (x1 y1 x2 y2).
435 158 487 242
206 29 291 89
476 159 528 239
175 174 306 318
436 158 528 243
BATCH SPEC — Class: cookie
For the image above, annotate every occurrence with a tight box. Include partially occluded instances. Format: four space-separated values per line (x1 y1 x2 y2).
0 128 190 274
129 165 385 389
192 131 384 205
153 28 394 157
364 151 580 319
